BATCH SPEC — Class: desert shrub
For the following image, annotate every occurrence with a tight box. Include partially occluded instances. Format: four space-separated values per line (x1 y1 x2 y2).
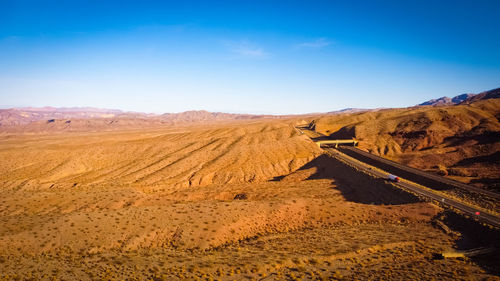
233 193 247 200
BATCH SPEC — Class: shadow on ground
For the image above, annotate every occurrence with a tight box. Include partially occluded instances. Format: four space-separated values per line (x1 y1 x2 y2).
439 210 500 276
455 151 500 166
338 147 454 191
309 135 334 142
276 153 421 205
273 152 500 276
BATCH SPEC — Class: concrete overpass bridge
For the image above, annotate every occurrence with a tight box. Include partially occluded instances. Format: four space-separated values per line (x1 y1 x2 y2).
315 139 358 148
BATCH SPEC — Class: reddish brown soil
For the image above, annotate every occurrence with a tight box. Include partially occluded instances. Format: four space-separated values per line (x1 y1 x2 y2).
0 120 496 280
311 99 500 191
0 119 498 280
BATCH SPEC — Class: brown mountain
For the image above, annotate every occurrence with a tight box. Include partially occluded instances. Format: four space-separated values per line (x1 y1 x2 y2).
418 87 499 106
419 94 475 106
460 87 500 104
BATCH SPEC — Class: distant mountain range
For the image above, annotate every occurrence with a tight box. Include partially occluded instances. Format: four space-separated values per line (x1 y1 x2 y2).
160 110 266 123
0 107 151 126
1 87 498 129
459 87 500 104
327 108 372 114
0 107 270 128
328 87 500 113
418 87 499 106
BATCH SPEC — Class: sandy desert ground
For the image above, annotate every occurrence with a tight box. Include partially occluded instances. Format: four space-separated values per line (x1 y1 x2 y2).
0 117 499 280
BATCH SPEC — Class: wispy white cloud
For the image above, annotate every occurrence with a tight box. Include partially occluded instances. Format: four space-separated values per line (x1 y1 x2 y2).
297 38 331 48
224 40 268 58
235 46 265 57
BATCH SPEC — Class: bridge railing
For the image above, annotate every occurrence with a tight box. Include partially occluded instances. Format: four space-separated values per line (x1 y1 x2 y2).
316 139 358 148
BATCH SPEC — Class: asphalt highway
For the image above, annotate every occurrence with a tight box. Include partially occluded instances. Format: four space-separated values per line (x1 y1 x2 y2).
339 146 500 200
324 147 500 228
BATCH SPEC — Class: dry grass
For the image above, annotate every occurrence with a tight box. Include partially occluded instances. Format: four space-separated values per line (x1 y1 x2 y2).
0 120 319 190
0 118 498 280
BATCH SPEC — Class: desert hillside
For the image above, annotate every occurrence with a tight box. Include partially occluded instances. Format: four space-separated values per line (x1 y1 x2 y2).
310 98 500 190
0 120 319 190
2 118 497 280
3 0 499 279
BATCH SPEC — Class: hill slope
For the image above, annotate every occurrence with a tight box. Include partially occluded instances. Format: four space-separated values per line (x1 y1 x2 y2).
0 120 320 190
311 98 500 190
0 112 497 280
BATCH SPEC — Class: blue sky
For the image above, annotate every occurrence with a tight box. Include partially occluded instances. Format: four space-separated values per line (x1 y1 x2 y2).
1 0 499 114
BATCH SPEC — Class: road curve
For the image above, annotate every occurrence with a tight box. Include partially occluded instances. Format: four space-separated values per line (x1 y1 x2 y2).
325 148 500 228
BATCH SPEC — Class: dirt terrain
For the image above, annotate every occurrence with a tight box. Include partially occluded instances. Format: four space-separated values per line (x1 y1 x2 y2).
310 98 500 192
0 118 498 280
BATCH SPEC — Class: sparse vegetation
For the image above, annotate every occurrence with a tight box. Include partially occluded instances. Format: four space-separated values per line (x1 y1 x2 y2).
0 118 498 280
